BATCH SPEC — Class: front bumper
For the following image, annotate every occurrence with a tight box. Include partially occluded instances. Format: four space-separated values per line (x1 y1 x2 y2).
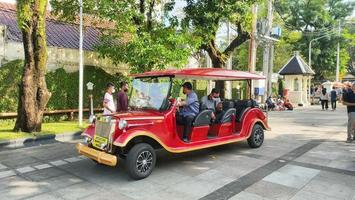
76 143 117 166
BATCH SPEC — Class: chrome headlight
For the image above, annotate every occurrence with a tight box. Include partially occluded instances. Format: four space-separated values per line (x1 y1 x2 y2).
88 115 96 124
100 143 107 150
118 119 128 130
84 136 92 144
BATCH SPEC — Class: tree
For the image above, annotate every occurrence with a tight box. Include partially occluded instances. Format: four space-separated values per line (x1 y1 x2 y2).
14 0 51 132
51 0 199 73
343 20 355 76
274 0 355 80
182 0 257 94
183 0 257 68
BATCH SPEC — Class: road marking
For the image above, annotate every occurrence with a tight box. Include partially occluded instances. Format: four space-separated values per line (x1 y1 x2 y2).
64 157 82 163
16 166 36 174
0 163 7 170
0 156 85 179
0 170 15 179
200 140 323 200
290 161 355 177
78 155 88 160
34 164 52 170
50 160 68 166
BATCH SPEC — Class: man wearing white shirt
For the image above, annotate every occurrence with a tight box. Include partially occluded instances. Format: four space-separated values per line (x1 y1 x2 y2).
103 82 116 115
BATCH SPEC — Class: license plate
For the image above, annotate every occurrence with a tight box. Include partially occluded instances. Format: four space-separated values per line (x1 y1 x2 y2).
92 135 108 149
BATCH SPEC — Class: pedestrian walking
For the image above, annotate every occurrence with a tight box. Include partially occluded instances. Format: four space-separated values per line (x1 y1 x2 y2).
330 86 337 110
342 82 355 143
116 81 129 112
320 87 329 110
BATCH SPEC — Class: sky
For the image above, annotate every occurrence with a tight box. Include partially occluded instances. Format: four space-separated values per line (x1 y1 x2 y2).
1 0 14 3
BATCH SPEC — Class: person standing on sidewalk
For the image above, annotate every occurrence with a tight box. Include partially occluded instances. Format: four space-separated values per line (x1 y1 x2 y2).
103 82 116 115
117 81 129 112
320 87 329 110
342 82 355 143
330 86 338 111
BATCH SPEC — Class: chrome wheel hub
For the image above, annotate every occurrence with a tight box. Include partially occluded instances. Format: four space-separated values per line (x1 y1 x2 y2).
254 129 263 145
136 151 153 174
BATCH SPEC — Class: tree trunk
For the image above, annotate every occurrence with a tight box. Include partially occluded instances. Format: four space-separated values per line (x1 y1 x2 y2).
204 40 227 98
14 0 51 132
202 26 250 99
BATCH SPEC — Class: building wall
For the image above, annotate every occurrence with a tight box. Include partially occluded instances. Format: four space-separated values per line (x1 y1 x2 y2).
0 25 129 75
284 74 311 105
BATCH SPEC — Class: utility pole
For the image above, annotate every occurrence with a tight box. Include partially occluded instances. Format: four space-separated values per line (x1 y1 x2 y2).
268 44 274 97
262 0 273 101
248 4 258 99
335 20 341 82
248 4 258 73
226 21 232 99
78 0 84 126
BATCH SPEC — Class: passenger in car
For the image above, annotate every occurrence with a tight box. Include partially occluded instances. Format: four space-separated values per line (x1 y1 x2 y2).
201 88 221 110
201 88 221 120
176 82 200 142
213 102 225 123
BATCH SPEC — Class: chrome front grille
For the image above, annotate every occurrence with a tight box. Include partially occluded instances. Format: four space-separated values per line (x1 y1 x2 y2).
95 120 116 138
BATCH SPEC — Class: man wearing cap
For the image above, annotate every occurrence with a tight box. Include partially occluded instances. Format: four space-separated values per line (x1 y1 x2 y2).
342 82 355 142
176 82 200 142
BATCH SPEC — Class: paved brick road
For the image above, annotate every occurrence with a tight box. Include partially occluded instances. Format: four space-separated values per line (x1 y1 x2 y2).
0 105 354 200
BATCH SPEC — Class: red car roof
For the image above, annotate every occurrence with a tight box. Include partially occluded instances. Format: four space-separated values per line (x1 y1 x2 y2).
131 68 265 80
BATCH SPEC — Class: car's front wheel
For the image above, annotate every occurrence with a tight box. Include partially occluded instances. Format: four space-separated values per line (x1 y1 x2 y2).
126 143 156 180
247 124 264 148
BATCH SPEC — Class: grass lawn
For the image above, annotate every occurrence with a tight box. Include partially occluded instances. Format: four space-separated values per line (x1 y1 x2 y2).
0 121 89 141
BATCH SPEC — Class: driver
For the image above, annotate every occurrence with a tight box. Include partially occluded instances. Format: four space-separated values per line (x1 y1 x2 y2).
176 82 199 142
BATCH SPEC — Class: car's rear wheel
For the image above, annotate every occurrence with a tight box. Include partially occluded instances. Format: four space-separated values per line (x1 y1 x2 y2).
247 124 264 148
126 143 156 180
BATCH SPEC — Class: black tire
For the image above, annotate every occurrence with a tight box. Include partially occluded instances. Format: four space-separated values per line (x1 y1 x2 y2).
126 143 156 180
247 124 264 148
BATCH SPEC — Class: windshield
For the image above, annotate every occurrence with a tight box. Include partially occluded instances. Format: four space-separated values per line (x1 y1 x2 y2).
129 77 171 110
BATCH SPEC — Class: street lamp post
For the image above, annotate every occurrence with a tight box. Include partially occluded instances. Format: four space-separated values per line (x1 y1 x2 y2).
335 20 341 82
308 32 335 69
86 82 94 118
78 0 84 126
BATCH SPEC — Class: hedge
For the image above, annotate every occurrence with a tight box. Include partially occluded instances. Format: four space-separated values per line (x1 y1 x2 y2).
0 59 128 113
0 60 250 114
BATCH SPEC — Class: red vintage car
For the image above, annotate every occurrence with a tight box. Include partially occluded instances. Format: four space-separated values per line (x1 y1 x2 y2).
76 68 270 179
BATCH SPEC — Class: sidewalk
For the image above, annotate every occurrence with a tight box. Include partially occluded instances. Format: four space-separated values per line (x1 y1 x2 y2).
0 131 83 150
0 104 354 200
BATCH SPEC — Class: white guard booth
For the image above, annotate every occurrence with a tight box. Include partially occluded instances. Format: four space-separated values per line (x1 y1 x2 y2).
278 52 315 106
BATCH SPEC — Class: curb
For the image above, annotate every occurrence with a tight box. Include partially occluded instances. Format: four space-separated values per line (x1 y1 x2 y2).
0 131 83 151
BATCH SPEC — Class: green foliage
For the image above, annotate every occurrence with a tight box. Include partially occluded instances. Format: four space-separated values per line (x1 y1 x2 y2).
232 42 249 71
0 60 128 112
183 0 258 67
51 0 199 73
274 0 355 80
46 66 128 110
97 27 199 73
0 121 88 141
183 0 257 41
343 22 355 75
16 0 33 31
0 60 23 112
